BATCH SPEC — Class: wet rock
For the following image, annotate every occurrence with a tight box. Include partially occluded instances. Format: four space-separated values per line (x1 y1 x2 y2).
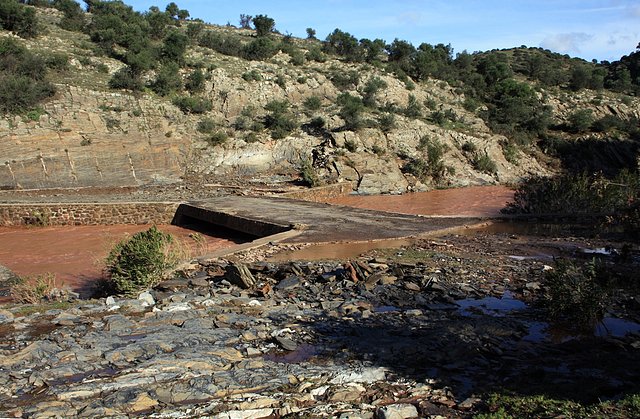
155 278 190 291
225 263 256 289
276 276 301 290
376 403 418 419
276 336 298 351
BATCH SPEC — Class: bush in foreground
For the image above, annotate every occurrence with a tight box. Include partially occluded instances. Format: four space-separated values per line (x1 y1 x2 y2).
104 226 182 296
544 259 612 329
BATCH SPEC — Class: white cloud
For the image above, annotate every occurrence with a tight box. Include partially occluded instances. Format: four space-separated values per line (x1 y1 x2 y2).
540 32 593 54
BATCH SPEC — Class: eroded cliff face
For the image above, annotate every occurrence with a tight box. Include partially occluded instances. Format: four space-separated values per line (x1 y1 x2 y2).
1 11 638 194
0 85 188 189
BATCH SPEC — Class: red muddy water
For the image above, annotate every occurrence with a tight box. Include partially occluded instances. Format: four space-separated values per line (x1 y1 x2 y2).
326 185 514 217
0 224 244 298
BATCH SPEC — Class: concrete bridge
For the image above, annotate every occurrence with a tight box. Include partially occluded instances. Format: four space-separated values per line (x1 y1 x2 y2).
173 196 487 245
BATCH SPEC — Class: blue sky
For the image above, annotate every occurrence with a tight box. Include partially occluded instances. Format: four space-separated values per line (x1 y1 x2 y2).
125 0 640 62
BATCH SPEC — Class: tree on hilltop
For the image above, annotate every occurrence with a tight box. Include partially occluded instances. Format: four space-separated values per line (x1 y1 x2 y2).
252 14 274 37
239 14 252 29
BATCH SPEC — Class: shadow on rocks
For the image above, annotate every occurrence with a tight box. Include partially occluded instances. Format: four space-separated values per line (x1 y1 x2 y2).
302 306 640 404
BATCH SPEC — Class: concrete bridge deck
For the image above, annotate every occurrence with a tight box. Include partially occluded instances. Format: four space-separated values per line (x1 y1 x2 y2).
173 196 487 244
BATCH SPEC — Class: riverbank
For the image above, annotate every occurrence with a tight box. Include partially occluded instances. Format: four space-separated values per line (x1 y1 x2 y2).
1 230 638 418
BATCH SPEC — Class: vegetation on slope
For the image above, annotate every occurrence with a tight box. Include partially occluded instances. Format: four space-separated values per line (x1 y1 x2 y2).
1 0 639 188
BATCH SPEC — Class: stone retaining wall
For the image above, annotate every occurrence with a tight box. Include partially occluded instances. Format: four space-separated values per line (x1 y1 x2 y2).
0 202 180 226
280 182 355 202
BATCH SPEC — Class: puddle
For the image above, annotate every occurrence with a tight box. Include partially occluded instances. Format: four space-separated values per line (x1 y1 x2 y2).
595 317 640 338
264 343 318 363
524 317 640 343
457 291 527 317
523 321 548 342
45 367 119 387
577 247 615 256
374 305 400 313
508 254 554 262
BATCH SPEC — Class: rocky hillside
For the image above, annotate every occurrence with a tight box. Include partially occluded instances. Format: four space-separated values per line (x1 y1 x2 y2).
0 3 638 194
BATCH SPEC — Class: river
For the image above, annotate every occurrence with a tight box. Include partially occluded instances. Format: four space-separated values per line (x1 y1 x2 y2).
0 224 246 298
326 185 514 217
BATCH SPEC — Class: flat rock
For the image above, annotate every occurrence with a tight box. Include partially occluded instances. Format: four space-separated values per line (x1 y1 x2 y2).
376 403 419 419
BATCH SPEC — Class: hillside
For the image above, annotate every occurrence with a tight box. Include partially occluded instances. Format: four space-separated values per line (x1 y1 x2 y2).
0 1 638 194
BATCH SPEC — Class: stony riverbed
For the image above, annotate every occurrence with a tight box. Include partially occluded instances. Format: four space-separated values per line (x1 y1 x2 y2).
1 232 639 418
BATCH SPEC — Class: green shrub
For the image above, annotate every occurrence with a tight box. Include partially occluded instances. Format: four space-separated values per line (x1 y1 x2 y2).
104 226 181 296
472 151 498 175
275 73 286 89
24 107 45 122
403 94 422 118
344 138 357 152
172 95 212 114
56 0 86 32
462 97 481 113
264 100 297 139
185 69 205 93
108 66 143 91
0 73 55 114
290 52 305 66
303 95 322 111
150 62 182 96
0 0 39 38
299 159 321 187
305 46 326 63
242 69 262 82
501 140 519 164
362 76 387 107
198 31 242 57
242 37 278 61
330 69 359 90
402 157 429 180
197 117 216 133
206 131 228 146
378 112 396 133
44 52 69 71
567 109 593 133
461 140 477 153
0 38 56 113
544 259 611 328
244 132 259 143
337 92 364 130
